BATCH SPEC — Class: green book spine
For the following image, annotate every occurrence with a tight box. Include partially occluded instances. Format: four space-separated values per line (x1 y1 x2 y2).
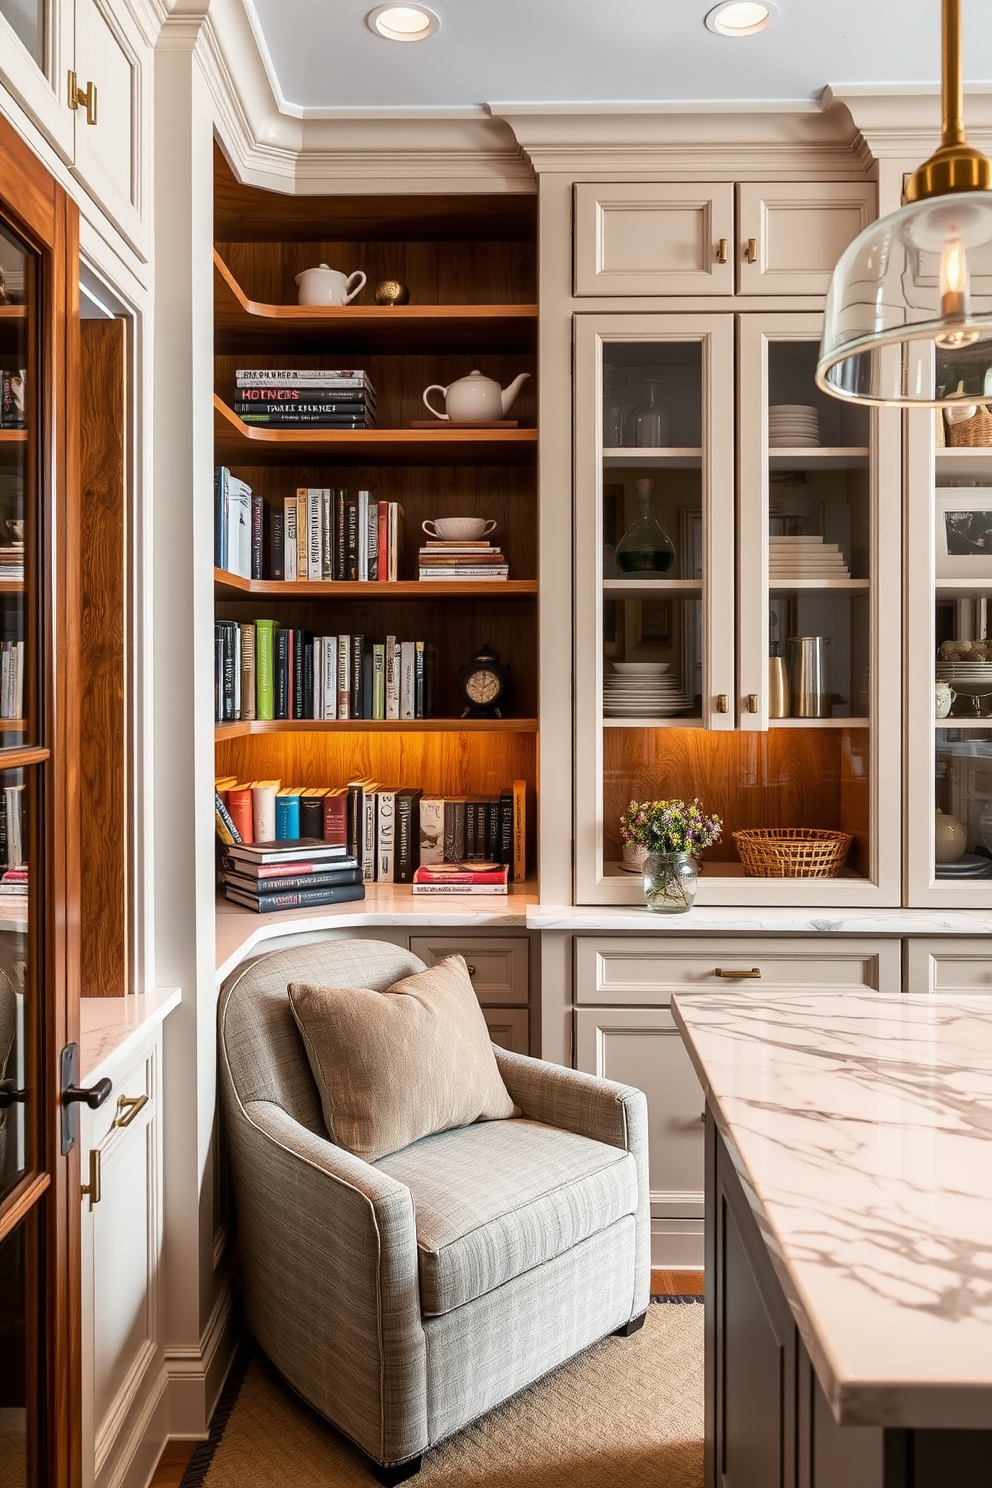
255 619 275 720
372 643 386 721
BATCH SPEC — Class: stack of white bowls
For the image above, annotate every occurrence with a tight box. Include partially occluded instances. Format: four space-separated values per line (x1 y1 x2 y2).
768 404 821 448
603 662 693 718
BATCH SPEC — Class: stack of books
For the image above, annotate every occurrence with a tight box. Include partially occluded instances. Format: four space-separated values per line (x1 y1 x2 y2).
213 624 435 723
0 370 25 428
418 539 508 581
0 639 24 720
233 369 377 428
0 546 24 583
0 866 27 899
412 862 509 895
220 838 365 913
280 487 403 583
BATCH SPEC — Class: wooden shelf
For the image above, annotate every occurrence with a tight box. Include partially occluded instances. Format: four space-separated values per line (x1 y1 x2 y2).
768 579 869 592
603 448 701 469
769 716 869 729
936 448 992 480
214 395 537 467
936 580 992 600
214 569 536 600
935 717 992 729
603 578 701 598
603 716 868 730
214 251 537 356
216 718 539 740
0 579 24 592
0 430 27 446
768 448 869 470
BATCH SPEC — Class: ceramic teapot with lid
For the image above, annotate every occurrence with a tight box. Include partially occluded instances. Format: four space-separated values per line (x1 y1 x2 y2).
422 369 529 423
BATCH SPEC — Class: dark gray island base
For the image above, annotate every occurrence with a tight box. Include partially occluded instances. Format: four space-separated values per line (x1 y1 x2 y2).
705 1113 992 1488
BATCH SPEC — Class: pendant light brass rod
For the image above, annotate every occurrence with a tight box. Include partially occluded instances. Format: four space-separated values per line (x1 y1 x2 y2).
942 0 966 147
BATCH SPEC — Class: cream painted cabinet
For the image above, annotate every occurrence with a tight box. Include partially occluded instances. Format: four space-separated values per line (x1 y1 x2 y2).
736 182 875 296
409 933 531 1052
80 1025 164 1488
573 180 874 299
904 938 992 994
574 182 735 297
0 0 151 258
573 305 901 906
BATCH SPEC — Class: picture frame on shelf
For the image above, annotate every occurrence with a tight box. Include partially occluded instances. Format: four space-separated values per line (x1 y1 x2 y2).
935 489 992 578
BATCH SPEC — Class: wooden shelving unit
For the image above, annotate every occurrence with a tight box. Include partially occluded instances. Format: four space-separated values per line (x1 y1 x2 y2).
213 567 536 601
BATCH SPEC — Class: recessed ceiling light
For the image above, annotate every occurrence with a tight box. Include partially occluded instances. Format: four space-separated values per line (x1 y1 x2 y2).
367 5 440 41
704 1 777 36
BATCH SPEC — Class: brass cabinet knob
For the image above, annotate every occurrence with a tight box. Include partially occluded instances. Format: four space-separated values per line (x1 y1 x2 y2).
747 693 759 713
716 694 729 713
746 237 758 264
715 238 729 264
466 964 476 976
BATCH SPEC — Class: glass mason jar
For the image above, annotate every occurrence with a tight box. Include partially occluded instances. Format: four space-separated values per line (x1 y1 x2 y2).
642 851 698 913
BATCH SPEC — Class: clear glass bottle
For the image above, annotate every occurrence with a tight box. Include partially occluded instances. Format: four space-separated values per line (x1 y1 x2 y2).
633 378 669 448
614 478 676 575
603 362 623 448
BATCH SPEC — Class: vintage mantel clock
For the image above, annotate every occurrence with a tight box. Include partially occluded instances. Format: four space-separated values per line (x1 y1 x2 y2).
459 643 511 718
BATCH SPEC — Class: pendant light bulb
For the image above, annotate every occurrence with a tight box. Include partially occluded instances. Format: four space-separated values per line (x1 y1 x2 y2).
935 234 981 348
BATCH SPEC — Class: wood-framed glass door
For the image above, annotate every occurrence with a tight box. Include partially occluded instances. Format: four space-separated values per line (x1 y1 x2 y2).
0 114 80 1488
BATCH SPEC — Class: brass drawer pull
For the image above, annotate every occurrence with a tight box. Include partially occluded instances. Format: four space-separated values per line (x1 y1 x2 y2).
746 693 759 713
67 70 98 126
715 238 728 264
716 694 729 714
113 1093 148 1129
81 1149 101 1207
746 237 758 263
466 964 477 976
714 967 762 979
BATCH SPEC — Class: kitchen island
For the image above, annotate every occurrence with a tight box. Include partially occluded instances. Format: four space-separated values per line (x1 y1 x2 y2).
671 990 992 1488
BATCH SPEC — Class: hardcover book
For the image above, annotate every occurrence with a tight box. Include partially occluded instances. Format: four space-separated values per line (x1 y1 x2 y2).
224 883 366 913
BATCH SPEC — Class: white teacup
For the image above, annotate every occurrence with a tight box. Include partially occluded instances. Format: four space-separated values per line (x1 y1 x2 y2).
422 517 497 542
295 264 367 306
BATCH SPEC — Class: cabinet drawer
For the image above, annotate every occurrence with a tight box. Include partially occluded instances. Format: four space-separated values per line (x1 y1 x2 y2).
88 1040 154 1149
736 181 875 296
575 936 900 1004
484 1007 529 1054
574 182 734 296
904 938 992 994
409 936 529 1005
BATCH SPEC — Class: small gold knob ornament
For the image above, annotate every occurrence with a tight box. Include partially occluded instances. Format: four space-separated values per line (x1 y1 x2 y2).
374 279 410 306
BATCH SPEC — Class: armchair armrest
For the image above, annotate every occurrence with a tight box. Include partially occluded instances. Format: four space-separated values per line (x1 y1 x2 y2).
493 1048 651 1315
231 1099 428 1464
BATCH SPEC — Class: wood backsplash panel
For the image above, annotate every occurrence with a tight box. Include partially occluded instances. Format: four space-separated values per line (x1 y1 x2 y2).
602 728 849 864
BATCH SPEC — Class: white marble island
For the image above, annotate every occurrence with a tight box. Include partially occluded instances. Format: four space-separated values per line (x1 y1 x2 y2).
672 990 992 1488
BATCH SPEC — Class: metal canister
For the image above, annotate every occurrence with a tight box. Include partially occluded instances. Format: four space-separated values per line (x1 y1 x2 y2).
768 643 789 718
788 636 831 717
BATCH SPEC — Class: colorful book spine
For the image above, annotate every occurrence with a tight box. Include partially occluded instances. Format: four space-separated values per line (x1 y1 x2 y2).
255 619 275 720
372 643 386 721
251 782 278 842
225 883 366 913
275 791 301 841
215 790 242 846
284 497 298 582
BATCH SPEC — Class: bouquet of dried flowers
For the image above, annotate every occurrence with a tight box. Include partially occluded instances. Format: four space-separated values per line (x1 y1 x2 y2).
619 797 723 857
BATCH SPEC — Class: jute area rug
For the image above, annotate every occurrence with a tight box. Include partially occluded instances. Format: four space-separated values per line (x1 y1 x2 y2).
181 1299 703 1488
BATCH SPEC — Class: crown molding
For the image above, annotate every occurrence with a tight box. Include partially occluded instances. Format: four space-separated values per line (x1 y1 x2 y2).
491 104 867 177
826 85 992 161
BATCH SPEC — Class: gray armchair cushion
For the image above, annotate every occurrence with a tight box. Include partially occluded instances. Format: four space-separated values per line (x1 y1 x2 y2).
377 1117 637 1315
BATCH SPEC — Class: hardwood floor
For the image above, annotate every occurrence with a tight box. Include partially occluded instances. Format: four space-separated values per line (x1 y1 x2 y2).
651 1268 705 1296
149 1440 196 1488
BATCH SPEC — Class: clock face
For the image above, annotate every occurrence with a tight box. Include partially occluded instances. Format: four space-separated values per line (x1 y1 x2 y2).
466 668 501 705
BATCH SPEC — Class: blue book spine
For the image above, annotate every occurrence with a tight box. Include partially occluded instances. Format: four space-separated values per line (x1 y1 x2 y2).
215 466 228 571
274 795 300 841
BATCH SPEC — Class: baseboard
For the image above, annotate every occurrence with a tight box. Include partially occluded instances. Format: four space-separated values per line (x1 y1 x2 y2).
165 1277 240 1437
105 1369 170 1488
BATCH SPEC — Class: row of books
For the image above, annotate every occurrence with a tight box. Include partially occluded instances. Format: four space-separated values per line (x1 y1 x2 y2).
214 468 262 580
0 370 25 429
0 546 24 583
214 623 437 723
220 837 365 913
0 640 23 719
0 866 28 898
418 540 509 582
0 782 26 868
233 369 376 427
216 777 528 885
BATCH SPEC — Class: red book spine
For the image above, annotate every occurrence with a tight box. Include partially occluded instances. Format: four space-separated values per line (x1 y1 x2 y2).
322 794 349 846
413 867 507 884
378 502 389 582
253 860 339 879
227 788 254 843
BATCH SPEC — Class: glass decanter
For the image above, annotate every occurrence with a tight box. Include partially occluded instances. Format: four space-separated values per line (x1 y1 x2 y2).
614 478 676 575
633 378 669 448
602 362 623 448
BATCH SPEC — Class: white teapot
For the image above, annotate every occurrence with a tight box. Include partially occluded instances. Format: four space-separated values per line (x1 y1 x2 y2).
422 369 529 423
295 264 366 306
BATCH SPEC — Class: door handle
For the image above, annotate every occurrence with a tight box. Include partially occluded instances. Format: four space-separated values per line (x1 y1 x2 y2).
714 967 762 979
81 1149 101 1208
716 694 729 713
60 1042 113 1155
715 238 728 263
0 1078 27 1109
112 1093 148 1129
67 70 98 126
64 1078 112 1109
746 237 758 263
746 693 759 713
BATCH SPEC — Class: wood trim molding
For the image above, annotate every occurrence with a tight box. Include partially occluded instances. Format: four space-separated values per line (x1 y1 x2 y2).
826 86 992 162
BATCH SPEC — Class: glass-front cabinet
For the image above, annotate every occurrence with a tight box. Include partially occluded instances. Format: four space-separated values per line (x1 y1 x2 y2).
575 311 901 905
907 407 992 905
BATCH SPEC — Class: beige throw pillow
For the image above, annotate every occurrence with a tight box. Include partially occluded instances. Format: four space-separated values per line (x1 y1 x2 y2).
288 954 516 1162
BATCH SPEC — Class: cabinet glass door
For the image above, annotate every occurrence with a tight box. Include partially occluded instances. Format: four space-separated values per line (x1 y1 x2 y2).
574 314 735 902
907 405 992 904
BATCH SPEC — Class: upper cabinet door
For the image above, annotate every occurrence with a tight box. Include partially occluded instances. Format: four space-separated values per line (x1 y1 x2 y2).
70 0 150 260
736 182 875 297
0 0 76 160
574 183 735 297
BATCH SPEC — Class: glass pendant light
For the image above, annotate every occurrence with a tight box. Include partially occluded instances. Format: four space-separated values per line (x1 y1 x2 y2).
816 0 992 407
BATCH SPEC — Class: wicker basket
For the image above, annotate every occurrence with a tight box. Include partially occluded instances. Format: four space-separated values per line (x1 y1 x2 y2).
945 405 992 447
733 827 852 879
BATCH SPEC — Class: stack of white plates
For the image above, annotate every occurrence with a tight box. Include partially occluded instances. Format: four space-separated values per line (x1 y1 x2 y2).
935 853 992 879
768 404 821 448
936 661 992 699
768 535 849 580
603 662 693 718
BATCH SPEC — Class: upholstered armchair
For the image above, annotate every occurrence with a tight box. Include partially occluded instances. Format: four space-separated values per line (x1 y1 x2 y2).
218 939 650 1485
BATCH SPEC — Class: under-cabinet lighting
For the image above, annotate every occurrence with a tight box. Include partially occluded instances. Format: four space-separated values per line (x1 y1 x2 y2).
367 5 440 41
704 1 776 36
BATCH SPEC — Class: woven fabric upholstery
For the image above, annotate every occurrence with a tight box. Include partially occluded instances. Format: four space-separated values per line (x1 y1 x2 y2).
377 1118 637 1315
494 1045 652 1321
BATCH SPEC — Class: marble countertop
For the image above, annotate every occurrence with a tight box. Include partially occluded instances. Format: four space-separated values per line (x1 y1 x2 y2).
672 989 992 1430
80 988 182 1083
531 904 992 933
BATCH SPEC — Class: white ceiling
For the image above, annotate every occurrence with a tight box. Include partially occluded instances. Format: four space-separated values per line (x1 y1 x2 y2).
244 0 992 117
